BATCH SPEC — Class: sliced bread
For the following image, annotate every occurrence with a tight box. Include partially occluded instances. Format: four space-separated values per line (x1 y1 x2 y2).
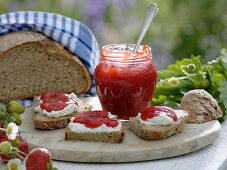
65 111 125 143
180 89 223 123
0 31 91 101
65 125 125 143
33 95 92 130
129 110 188 140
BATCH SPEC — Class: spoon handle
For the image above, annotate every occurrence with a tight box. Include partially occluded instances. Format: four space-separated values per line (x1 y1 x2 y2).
133 3 159 53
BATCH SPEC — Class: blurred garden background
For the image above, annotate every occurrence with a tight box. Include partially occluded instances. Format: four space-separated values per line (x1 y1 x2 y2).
0 0 226 69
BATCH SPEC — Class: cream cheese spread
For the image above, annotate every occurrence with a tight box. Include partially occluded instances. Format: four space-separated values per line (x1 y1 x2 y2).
136 112 181 126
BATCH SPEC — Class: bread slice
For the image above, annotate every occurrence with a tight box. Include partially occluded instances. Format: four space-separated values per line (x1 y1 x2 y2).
129 110 188 140
33 96 92 130
180 89 223 123
0 31 91 101
65 124 125 143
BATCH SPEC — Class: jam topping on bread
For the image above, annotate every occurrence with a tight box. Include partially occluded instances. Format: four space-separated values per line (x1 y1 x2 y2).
72 111 119 128
41 92 70 103
140 106 177 122
65 110 124 143
34 92 87 118
39 92 78 112
40 101 69 112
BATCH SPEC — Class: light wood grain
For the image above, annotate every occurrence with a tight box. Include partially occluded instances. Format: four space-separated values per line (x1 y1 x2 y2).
19 97 221 163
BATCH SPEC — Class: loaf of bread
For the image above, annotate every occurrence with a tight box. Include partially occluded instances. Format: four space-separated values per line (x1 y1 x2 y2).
129 110 188 140
0 31 91 101
180 89 223 123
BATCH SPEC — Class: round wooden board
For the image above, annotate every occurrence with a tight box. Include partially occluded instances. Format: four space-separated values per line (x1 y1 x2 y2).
19 97 221 163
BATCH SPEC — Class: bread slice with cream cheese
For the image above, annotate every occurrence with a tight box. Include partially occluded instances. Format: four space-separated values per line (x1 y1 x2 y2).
65 111 125 143
129 110 188 140
33 95 92 130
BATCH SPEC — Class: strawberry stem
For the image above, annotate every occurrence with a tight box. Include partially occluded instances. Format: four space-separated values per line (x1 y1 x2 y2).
0 128 6 132
11 147 27 158
15 153 24 160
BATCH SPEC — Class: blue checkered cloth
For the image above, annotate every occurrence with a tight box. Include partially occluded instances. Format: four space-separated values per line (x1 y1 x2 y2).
0 11 100 107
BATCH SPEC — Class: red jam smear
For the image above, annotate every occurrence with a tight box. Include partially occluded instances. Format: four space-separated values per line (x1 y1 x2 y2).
140 106 177 121
41 92 70 103
39 92 77 112
73 111 119 128
40 101 68 112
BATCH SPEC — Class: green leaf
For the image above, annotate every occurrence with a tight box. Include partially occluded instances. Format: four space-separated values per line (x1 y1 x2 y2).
152 95 179 109
8 116 16 123
158 70 181 80
3 120 8 128
219 49 227 79
188 72 210 89
51 168 59 170
165 101 179 109
167 55 202 74
155 78 189 97
11 137 20 148
219 81 227 118
151 95 167 106
179 87 192 95
213 72 225 87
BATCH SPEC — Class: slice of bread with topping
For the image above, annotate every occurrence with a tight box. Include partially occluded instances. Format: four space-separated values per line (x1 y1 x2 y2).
65 111 125 143
0 31 91 101
33 95 92 130
129 110 188 140
65 126 125 143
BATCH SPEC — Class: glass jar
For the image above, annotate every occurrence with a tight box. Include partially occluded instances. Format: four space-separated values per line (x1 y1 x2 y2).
94 44 157 120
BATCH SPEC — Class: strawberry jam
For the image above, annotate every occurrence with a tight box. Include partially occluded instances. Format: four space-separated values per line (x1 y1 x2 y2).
41 92 69 103
39 92 77 112
40 101 68 112
94 44 157 120
140 106 177 121
73 111 119 128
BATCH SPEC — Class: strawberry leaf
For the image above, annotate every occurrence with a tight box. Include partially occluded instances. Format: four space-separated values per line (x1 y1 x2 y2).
51 168 58 170
11 137 20 148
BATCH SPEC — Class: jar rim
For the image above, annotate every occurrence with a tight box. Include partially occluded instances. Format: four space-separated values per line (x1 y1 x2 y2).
101 44 151 58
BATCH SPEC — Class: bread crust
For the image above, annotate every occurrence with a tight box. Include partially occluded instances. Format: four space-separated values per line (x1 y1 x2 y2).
180 89 223 124
129 110 188 140
34 112 79 130
0 31 91 101
65 124 125 143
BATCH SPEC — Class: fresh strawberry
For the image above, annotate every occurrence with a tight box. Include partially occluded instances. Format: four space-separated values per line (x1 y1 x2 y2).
26 148 57 170
0 124 7 140
0 135 28 163
16 135 29 158
0 138 12 163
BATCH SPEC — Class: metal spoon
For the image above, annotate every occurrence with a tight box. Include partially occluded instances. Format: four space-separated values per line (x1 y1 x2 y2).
133 3 159 53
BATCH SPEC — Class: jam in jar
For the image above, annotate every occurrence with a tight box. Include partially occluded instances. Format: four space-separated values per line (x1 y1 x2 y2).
94 44 157 120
